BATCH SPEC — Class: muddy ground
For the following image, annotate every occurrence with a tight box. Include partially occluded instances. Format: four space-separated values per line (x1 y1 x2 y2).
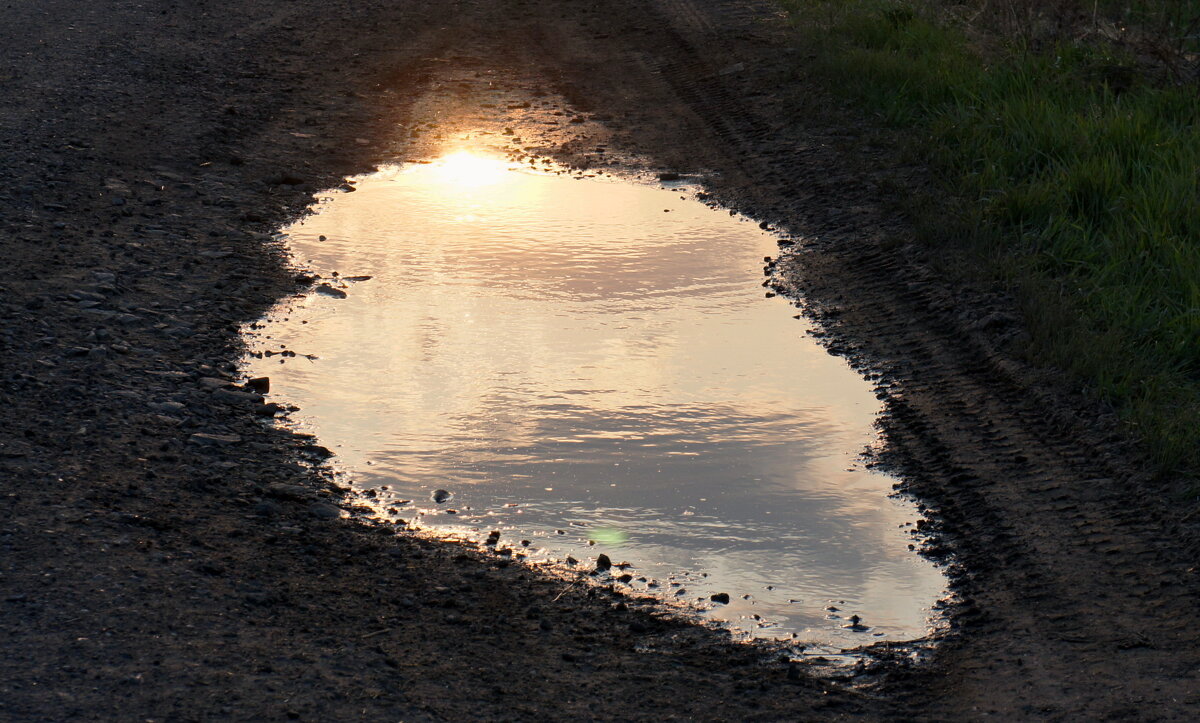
2 0 1198 720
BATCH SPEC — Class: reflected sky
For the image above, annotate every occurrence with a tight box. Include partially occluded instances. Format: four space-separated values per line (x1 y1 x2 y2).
247 153 945 648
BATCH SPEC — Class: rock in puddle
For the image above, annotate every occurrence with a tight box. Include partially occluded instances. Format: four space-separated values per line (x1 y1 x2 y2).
255 402 285 417
314 283 347 299
244 376 270 393
843 614 870 632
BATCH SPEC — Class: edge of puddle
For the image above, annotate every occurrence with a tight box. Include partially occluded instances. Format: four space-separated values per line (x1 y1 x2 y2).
239 156 956 677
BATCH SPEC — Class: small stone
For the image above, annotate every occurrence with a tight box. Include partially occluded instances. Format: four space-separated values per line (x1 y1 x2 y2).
264 483 313 501
309 503 341 520
188 432 241 446
314 283 347 299
710 592 731 604
255 403 284 417
211 388 263 406
245 376 270 393
269 172 306 186
300 444 334 459
595 554 612 572
431 489 452 504
844 614 870 632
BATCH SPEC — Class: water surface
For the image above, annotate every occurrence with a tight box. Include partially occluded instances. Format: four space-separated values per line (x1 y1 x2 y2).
247 153 944 649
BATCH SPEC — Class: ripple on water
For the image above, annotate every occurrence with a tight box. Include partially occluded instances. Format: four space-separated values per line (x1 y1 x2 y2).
246 153 945 649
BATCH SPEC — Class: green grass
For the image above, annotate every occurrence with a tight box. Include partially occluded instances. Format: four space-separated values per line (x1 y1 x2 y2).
780 0 1200 475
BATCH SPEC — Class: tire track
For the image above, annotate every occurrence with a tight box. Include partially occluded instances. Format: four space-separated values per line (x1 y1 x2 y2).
612 0 1200 717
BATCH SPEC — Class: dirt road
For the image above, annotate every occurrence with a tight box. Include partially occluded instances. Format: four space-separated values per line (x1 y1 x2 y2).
1 0 1197 719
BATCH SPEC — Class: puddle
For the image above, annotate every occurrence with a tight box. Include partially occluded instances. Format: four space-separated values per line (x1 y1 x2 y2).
246 152 945 650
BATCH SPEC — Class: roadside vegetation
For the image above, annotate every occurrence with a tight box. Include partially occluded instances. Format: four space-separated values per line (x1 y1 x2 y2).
781 0 1200 475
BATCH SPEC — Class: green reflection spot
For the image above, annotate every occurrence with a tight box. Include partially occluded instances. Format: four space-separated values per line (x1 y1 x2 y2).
589 527 628 547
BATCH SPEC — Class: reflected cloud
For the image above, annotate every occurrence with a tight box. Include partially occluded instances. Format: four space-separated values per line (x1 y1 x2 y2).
248 154 945 647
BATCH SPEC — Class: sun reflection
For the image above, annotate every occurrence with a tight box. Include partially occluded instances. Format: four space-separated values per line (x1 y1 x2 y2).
431 151 512 188
252 161 947 646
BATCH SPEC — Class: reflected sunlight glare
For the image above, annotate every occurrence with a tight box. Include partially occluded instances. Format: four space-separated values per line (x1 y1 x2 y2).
247 155 947 649
429 150 514 188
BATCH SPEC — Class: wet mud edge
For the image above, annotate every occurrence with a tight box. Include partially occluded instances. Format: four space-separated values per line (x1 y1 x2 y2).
2 0 1199 719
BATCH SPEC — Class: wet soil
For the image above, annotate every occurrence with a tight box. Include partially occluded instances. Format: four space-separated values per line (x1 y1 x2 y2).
2 0 1198 720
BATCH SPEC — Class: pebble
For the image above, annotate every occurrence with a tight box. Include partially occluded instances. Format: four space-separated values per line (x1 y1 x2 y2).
188 432 241 446
244 376 270 393
710 592 730 604
255 403 284 417
309 503 341 520
264 483 314 501
314 283 347 299
595 554 612 571
431 489 452 504
844 614 870 632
